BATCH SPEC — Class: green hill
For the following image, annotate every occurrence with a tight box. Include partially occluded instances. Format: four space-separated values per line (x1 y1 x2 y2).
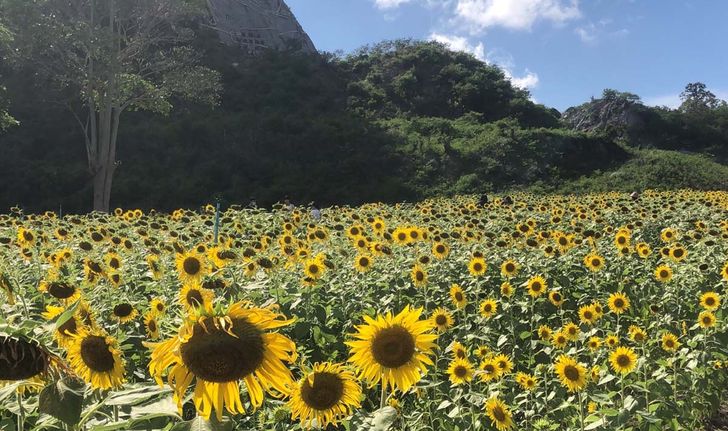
0 39 726 211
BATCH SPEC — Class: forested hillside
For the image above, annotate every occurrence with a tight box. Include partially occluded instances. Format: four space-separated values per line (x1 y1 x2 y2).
1 37 726 212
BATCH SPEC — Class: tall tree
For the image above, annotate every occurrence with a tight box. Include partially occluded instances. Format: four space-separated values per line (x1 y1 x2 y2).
679 82 724 115
0 0 220 211
0 20 17 131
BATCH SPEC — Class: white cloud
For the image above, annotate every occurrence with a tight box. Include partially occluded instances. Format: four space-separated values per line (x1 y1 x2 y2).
373 0 415 9
510 70 540 89
454 0 581 32
575 20 630 44
429 34 539 90
429 32 485 60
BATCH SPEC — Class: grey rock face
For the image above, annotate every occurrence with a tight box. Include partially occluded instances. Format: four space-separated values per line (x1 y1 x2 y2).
206 0 316 54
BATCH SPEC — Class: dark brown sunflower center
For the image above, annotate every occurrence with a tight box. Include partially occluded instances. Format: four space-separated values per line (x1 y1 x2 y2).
415 271 424 281
614 299 624 308
113 303 133 318
48 282 76 299
665 339 675 348
308 264 319 274
454 365 467 378
23 231 34 242
435 315 447 326
660 270 668 278
505 263 515 272
705 297 716 306
564 365 580 382
186 289 204 307
371 325 416 369
58 316 78 336
300 372 344 411
673 249 684 257
483 364 495 373
552 293 562 302
531 282 542 291
483 304 493 312
436 245 445 253
492 406 506 422
583 311 593 319
455 292 463 301
473 263 483 272
183 257 201 275
617 354 631 367
180 318 265 382
702 316 712 324
359 257 369 267
591 258 600 266
148 320 157 332
80 335 115 373
0 337 49 380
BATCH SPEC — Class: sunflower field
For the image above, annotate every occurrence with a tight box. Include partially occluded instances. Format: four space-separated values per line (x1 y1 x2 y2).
1 190 727 431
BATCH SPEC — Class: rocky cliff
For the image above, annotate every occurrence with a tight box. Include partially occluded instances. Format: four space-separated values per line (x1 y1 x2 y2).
207 0 316 54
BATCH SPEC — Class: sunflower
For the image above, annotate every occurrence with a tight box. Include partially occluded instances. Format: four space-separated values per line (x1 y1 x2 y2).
500 282 513 297
147 302 297 420
554 355 587 392
551 331 568 348
175 251 209 285
610 346 638 374
698 311 716 329
485 396 514 431
700 292 721 311
468 257 487 277
722 261 728 282
0 335 63 389
628 326 647 343
446 358 474 386
479 299 498 318
432 242 449 260
475 344 490 358
353 255 373 273
660 227 677 243
654 265 673 283
146 255 163 280
605 334 619 349
516 372 537 391
578 305 598 325
607 292 630 314
493 354 513 375
303 259 325 279
430 308 454 332
450 341 468 360
661 333 680 352
500 259 519 278
39 279 81 303
538 325 552 341
526 275 547 298
67 328 125 390
479 358 501 382
549 291 564 307
449 284 467 309
669 246 687 263
150 298 167 315
347 306 437 393
411 264 428 287
112 302 138 323
287 362 362 429
587 336 601 351
179 283 214 313
144 312 160 340
583 253 605 272
563 322 580 341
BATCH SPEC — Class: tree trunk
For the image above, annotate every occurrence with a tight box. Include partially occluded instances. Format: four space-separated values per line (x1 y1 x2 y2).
91 108 120 212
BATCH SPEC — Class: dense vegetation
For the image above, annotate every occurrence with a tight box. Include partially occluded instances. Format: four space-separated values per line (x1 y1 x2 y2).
1 35 727 212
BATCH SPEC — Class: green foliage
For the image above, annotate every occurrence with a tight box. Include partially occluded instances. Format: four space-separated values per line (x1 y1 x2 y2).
556 149 728 194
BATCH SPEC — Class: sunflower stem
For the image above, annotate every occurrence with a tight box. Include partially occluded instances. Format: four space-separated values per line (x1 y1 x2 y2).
379 382 388 410
16 392 24 431
578 391 585 431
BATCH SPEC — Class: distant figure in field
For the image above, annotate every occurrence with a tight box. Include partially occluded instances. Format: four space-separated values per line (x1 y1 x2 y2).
311 202 321 221
630 191 640 201
247 197 257 209
283 196 294 211
502 195 513 206
478 193 489 206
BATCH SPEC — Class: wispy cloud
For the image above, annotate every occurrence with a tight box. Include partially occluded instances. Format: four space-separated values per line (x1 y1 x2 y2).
575 19 630 44
428 34 539 90
453 0 581 33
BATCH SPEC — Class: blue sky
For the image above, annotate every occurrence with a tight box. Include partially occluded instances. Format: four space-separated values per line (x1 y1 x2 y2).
286 0 728 111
